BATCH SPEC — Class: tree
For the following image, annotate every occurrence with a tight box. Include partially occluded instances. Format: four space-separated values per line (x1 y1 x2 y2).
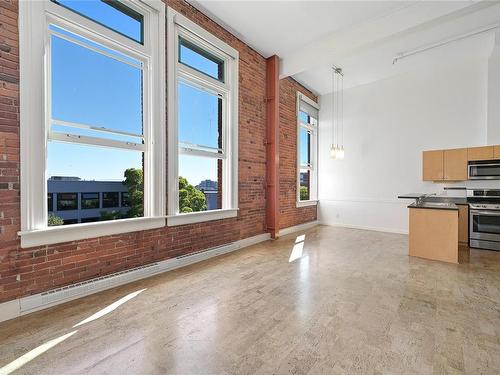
300 186 309 201
123 168 144 218
48 214 64 226
179 176 207 213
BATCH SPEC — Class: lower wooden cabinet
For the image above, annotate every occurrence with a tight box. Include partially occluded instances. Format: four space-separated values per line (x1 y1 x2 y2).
457 204 469 244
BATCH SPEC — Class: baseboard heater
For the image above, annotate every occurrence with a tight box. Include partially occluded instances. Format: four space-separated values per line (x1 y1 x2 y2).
19 238 246 316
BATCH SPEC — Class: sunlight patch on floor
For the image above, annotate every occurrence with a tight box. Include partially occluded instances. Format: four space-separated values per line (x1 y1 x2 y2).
289 234 306 262
73 288 146 328
0 331 78 375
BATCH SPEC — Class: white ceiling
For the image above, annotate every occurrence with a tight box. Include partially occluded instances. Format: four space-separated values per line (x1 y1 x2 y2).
189 1 415 58
189 1 500 95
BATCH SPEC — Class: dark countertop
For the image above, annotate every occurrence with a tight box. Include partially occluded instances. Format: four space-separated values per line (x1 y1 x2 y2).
398 193 468 210
408 202 458 211
424 196 468 205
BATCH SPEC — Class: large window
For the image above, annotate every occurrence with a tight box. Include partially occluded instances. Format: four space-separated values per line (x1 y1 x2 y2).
167 9 239 226
297 93 319 206
19 1 165 247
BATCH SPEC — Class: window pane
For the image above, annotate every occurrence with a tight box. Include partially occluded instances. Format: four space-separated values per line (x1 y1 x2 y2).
299 110 317 126
121 192 130 207
51 32 143 136
48 194 53 212
52 0 143 43
178 82 222 151
300 170 310 201
179 38 224 82
178 154 222 213
57 193 78 211
47 141 144 225
81 192 99 209
300 128 311 166
103 192 119 208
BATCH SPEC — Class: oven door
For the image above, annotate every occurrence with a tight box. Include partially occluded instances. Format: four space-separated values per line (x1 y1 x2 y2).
468 163 500 179
470 209 500 241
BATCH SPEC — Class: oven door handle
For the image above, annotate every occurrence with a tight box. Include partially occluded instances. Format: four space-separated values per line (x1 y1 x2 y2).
470 210 500 216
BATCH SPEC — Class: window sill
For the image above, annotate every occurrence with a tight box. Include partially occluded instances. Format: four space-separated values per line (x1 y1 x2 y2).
167 208 238 226
18 217 165 248
296 200 318 208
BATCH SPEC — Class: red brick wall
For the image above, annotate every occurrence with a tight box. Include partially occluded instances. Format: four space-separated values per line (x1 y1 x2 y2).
0 0 270 303
279 78 318 229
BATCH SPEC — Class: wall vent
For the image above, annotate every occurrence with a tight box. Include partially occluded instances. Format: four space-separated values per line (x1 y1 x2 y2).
20 263 161 314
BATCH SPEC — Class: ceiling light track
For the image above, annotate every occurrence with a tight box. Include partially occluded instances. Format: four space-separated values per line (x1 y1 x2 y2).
393 21 500 64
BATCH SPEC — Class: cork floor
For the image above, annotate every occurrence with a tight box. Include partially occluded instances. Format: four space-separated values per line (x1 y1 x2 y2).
0 225 499 374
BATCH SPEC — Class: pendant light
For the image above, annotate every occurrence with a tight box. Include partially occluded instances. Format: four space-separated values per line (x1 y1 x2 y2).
330 66 344 160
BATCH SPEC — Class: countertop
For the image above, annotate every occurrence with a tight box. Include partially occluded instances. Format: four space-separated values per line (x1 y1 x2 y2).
398 193 468 210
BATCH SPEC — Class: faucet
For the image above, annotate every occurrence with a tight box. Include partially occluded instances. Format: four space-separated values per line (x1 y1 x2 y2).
416 193 436 205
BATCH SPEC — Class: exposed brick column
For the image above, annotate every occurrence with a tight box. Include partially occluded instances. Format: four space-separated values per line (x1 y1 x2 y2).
265 55 280 239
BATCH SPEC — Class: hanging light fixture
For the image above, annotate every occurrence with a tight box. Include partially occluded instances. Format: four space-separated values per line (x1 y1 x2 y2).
330 66 344 160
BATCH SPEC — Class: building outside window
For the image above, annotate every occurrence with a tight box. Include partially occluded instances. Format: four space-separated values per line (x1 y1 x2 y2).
81 192 99 209
297 92 319 206
121 192 130 207
102 192 120 208
48 193 53 212
19 0 165 247
167 9 239 226
57 193 78 211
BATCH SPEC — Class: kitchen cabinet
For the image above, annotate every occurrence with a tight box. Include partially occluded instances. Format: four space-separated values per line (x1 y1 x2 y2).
494 145 500 159
457 204 469 244
422 150 443 181
468 146 494 161
444 148 468 181
409 207 458 263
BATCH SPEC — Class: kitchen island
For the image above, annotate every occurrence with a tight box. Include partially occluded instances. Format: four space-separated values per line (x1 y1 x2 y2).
399 194 470 264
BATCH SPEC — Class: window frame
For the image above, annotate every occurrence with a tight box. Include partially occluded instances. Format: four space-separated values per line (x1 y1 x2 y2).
19 0 166 247
167 8 239 226
296 92 319 207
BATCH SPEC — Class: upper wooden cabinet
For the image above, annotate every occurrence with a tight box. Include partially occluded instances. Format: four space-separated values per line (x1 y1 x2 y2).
494 145 500 159
468 146 494 161
444 148 468 181
423 150 443 181
423 144 500 182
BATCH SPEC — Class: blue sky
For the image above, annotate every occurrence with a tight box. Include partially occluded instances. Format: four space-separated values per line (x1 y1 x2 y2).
49 1 221 186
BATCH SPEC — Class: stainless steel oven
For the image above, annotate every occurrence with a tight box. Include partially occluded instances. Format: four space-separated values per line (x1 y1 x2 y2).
467 189 500 251
468 159 500 180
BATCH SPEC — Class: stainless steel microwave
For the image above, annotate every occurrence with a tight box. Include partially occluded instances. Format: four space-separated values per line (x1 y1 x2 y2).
468 160 500 180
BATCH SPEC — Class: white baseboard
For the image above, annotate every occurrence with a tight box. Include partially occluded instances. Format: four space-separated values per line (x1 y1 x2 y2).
320 221 408 235
279 220 319 237
0 232 271 324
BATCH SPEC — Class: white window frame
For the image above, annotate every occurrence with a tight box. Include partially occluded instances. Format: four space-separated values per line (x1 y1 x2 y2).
167 8 239 226
296 92 319 207
19 0 166 247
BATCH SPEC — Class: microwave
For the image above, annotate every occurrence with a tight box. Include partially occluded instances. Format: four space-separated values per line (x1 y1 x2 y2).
468 160 500 180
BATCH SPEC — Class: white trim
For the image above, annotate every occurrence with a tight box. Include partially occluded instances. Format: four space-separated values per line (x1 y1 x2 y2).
167 7 238 222
296 92 319 203
167 208 238 226
19 0 165 246
279 220 319 237
0 232 270 323
296 200 318 208
298 92 320 110
321 222 409 235
19 217 165 248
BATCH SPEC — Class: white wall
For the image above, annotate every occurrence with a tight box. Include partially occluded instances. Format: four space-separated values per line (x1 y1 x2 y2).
318 58 489 234
488 32 500 144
